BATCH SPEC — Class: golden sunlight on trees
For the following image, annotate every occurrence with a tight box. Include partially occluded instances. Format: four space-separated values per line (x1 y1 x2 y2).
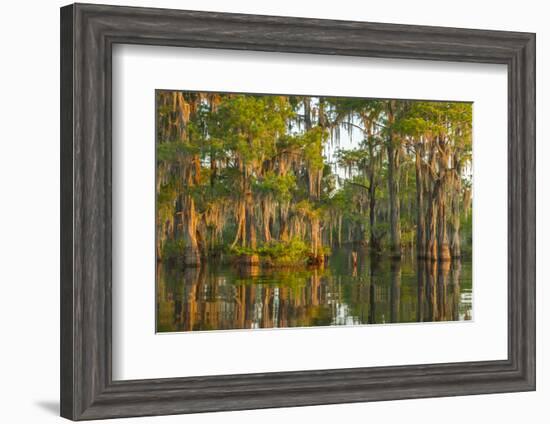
155 91 472 267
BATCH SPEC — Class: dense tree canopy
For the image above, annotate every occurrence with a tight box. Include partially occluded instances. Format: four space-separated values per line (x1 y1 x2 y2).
156 91 472 267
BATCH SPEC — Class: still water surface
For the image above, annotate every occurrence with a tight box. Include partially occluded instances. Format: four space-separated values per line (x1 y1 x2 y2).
156 247 472 332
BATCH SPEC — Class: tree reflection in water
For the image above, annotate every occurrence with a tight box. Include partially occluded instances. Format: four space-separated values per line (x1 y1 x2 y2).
157 247 472 332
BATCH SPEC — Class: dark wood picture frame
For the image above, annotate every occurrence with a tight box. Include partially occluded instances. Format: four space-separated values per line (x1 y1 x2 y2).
60 3 536 420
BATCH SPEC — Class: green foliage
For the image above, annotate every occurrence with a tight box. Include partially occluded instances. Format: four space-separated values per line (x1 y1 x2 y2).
460 211 473 258
229 238 312 265
228 245 257 257
157 181 177 224
336 147 370 168
208 94 294 164
372 222 390 239
257 239 311 264
253 171 297 202
301 126 326 170
162 237 185 260
400 228 415 246
155 90 472 263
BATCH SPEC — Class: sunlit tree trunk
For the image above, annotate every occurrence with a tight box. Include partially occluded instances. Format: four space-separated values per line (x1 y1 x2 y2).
415 142 427 258
182 194 201 266
426 191 438 261
425 146 439 261
261 199 272 243
437 137 451 262
436 191 451 261
156 226 163 260
279 206 289 242
232 200 245 247
245 190 257 250
232 161 260 265
174 91 202 267
450 155 462 259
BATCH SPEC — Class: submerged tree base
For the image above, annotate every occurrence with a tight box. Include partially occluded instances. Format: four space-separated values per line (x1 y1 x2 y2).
307 253 326 266
234 254 260 266
183 248 201 267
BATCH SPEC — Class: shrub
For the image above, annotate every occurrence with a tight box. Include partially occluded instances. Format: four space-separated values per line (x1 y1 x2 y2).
162 237 185 260
257 238 310 264
228 245 256 257
228 239 311 265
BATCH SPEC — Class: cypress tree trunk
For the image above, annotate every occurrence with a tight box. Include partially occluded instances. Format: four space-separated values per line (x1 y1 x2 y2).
437 193 451 262
261 199 272 243
309 216 324 265
386 102 402 259
245 190 257 250
235 165 259 265
424 146 440 261
415 144 426 258
450 165 462 259
182 194 201 266
426 182 439 261
338 214 342 247
279 206 289 242
436 138 451 262
450 192 461 258
366 123 378 252
156 221 164 261
387 139 402 258
181 155 202 267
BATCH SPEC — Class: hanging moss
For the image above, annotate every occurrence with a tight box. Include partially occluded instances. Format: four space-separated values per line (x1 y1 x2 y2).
155 90 472 266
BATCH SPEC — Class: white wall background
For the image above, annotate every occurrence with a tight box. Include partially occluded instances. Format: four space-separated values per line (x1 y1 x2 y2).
0 0 545 423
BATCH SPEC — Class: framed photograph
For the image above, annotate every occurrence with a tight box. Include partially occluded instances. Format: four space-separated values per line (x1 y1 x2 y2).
60 3 535 420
